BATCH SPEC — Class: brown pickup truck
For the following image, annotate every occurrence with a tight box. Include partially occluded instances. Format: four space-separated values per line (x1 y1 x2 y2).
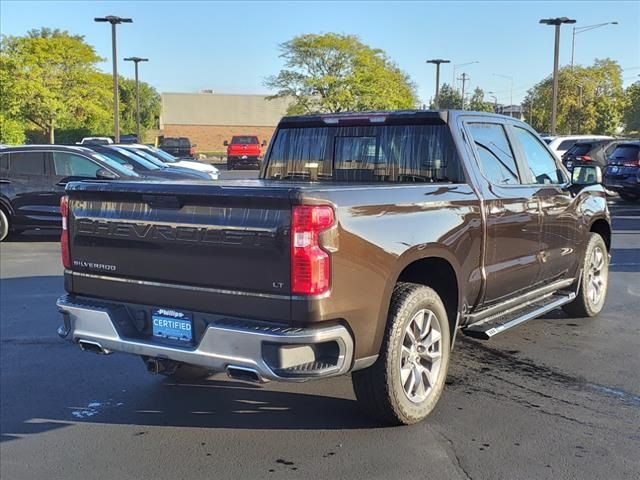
57 110 611 425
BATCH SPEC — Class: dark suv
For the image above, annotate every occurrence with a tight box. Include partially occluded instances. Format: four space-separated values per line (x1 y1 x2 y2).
158 137 195 159
562 139 620 169
604 141 640 201
0 145 140 241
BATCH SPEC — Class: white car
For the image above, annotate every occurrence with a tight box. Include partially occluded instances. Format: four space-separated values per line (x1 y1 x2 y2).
123 144 219 180
77 137 114 145
546 135 614 158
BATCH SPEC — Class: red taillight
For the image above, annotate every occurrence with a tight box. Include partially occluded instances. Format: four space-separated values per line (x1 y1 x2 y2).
291 205 334 295
60 195 71 269
578 155 592 162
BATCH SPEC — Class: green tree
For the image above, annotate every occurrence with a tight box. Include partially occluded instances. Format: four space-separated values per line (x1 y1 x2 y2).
0 113 25 144
265 33 417 114
0 28 112 143
623 82 640 132
468 87 495 112
522 59 625 134
435 83 462 109
118 77 161 135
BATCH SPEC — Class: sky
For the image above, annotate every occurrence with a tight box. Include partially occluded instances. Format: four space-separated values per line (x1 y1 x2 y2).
1 0 639 106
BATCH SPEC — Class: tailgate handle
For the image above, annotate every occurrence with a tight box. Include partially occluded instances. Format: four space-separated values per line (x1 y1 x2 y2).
142 195 182 209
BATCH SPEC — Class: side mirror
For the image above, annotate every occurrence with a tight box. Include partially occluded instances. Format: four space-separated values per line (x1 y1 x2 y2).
262 140 267 147
571 165 602 186
223 140 229 146
96 168 118 180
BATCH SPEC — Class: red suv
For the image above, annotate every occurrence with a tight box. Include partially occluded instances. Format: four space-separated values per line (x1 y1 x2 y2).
224 135 266 170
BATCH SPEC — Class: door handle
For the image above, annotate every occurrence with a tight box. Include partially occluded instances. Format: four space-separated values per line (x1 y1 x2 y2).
0 179 11 184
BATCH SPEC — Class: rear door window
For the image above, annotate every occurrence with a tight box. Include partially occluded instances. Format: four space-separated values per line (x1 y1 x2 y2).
53 152 101 178
466 123 520 185
9 151 47 175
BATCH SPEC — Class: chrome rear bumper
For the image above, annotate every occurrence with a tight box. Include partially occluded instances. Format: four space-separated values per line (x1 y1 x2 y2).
57 295 354 382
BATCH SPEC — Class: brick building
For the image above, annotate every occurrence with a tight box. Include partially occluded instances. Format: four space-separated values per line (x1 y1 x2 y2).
159 92 292 153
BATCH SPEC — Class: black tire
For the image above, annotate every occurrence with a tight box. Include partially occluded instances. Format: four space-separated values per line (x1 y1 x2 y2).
352 283 451 425
0 208 9 242
562 233 609 318
165 364 211 381
618 191 639 202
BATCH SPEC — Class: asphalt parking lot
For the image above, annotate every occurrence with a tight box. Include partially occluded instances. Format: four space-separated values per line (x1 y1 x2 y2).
1 171 639 480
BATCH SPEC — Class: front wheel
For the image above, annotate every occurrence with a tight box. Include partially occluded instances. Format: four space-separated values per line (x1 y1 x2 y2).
562 233 609 317
0 209 9 242
352 283 451 425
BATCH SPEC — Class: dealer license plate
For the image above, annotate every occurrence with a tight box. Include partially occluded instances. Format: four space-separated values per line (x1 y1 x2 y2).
152 308 193 342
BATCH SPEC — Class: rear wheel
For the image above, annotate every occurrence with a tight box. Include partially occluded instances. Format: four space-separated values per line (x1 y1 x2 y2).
352 283 451 425
0 208 9 242
562 233 609 317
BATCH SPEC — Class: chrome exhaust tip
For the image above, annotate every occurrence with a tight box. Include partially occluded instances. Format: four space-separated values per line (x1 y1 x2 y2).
226 366 265 383
78 340 111 355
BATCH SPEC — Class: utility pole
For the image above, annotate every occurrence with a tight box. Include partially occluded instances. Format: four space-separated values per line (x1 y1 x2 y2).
124 57 149 142
540 17 576 135
493 74 514 117
458 73 469 110
452 61 479 92
95 16 133 143
426 59 450 109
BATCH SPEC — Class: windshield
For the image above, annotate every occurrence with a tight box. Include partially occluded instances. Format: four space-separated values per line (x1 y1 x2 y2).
101 147 160 170
142 147 179 163
91 153 141 177
264 124 463 183
567 144 592 156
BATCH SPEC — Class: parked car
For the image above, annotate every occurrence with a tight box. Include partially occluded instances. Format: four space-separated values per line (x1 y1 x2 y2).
158 137 196 159
224 135 266 170
604 141 640 202
119 144 219 180
77 137 113 145
86 145 212 180
0 145 140 241
119 134 138 144
562 139 621 169
546 135 614 158
56 110 610 425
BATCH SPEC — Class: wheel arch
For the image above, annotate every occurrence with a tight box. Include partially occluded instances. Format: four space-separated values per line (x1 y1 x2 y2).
590 218 611 251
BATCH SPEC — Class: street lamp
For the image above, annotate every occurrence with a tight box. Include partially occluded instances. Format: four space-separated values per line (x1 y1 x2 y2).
571 21 618 67
426 59 450 109
540 17 576 135
493 73 514 117
124 57 149 142
487 92 498 112
95 15 133 143
452 61 479 90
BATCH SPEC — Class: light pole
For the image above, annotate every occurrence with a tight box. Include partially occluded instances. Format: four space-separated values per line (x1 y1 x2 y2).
571 21 618 67
458 73 470 110
426 59 450 109
493 74 514 117
452 61 479 91
487 92 498 112
124 57 148 142
540 17 576 135
95 15 133 143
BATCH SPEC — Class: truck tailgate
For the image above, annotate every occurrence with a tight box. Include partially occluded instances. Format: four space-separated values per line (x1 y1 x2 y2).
66 180 294 322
